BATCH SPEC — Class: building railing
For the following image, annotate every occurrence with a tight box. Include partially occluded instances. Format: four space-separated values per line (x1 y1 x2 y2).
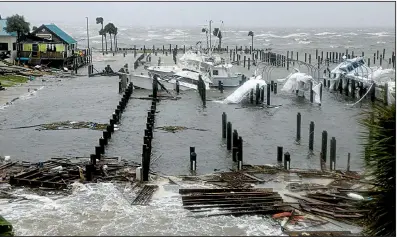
19 51 65 59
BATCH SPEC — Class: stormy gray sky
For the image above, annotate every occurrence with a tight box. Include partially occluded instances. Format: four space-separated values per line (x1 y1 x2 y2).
0 1 395 28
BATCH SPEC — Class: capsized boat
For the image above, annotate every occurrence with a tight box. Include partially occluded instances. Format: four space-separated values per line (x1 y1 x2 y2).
223 75 266 104
278 69 322 104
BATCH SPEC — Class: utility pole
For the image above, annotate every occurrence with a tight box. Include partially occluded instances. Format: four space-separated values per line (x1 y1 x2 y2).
86 17 90 49
209 20 213 51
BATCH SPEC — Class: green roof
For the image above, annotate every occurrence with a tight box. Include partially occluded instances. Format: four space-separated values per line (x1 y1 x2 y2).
44 24 77 44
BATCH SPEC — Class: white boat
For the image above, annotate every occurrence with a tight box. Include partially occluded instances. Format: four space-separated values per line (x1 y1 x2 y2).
158 70 212 90
146 50 242 87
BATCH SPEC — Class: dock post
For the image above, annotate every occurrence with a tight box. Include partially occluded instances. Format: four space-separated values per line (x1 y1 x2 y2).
232 130 238 162
277 146 283 164
142 144 149 181
330 137 336 171
222 112 227 139
270 80 274 92
266 84 271 106
296 113 301 142
237 136 243 168
305 53 307 62
347 153 351 172
260 86 265 102
351 80 356 98
226 122 232 150
85 164 94 181
274 83 277 94
286 51 289 70
190 147 196 171
377 50 379 60
248 57 250 70
284 152 290 170
255 83 260 104
250 89 254 104
309 54 311 64
321 130 328 162
319 82 322 103
309 81 313 103
309 121 314 151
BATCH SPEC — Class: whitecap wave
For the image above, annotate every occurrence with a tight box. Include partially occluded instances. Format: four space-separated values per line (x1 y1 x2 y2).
314 32 336 36
298 41 311 44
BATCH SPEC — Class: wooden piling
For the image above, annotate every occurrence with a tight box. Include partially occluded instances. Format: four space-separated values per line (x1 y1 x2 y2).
309 81 313 103
260 86 265 102
222 112 227 139
296 113 301 142
277 146 283 164
255 83 260 104
286 51 289 70
274 83 277 94
250 89 254 104
321 130 328 162
330 137 336 171
270 80 274 92
266 84 271 106
226 122 232 150
232 130 238 162
284 152 290 170
237 136 243 164
309 121 314 151
244 56 246 67
347 153 351 172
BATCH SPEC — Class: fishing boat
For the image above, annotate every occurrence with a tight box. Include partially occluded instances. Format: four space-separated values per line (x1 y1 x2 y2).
157 70 213 90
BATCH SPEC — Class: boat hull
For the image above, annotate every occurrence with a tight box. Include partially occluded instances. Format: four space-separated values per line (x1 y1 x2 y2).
211 75 242 87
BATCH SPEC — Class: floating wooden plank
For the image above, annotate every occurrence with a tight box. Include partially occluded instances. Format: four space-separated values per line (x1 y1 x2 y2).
241 173 265 182
131 185 158 205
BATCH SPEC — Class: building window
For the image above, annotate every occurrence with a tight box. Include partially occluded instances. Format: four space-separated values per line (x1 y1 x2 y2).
12 43 16 51
0 43 8 51
213 70 219 76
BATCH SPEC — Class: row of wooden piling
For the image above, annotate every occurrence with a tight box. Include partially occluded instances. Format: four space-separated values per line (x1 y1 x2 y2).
112 43 394 68
222 112 244 170
323 77 377 103
141 76 159 181
294 112 340 171
86 82 134 181
246 82 276 106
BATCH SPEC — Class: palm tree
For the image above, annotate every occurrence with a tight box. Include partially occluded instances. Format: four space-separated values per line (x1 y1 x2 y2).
113 27 118 52
99 29 107 53
248 31 254 51
212 28 222 51
96 17 104 53
4 14 30 63
358 103 396 236
201 28 209 49
104 23 115 52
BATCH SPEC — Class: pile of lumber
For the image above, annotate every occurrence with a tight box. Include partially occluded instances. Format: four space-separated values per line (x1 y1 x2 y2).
131 185 158 205
285 191 368 223
0 157 139 190
179 188 290 217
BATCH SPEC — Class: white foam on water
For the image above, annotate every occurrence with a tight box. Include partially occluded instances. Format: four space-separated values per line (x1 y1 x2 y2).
314 32 336 36
0 181 285 236
367 32 390 37
19 86 45 101
298 41 311 45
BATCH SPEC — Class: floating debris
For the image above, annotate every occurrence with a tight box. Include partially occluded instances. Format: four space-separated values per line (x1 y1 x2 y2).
2 121 108 131
155 126 208 133
0 157 140 190
131 185 158 205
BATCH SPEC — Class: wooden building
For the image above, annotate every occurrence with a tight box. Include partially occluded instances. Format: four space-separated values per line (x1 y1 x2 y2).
19 23 86 68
